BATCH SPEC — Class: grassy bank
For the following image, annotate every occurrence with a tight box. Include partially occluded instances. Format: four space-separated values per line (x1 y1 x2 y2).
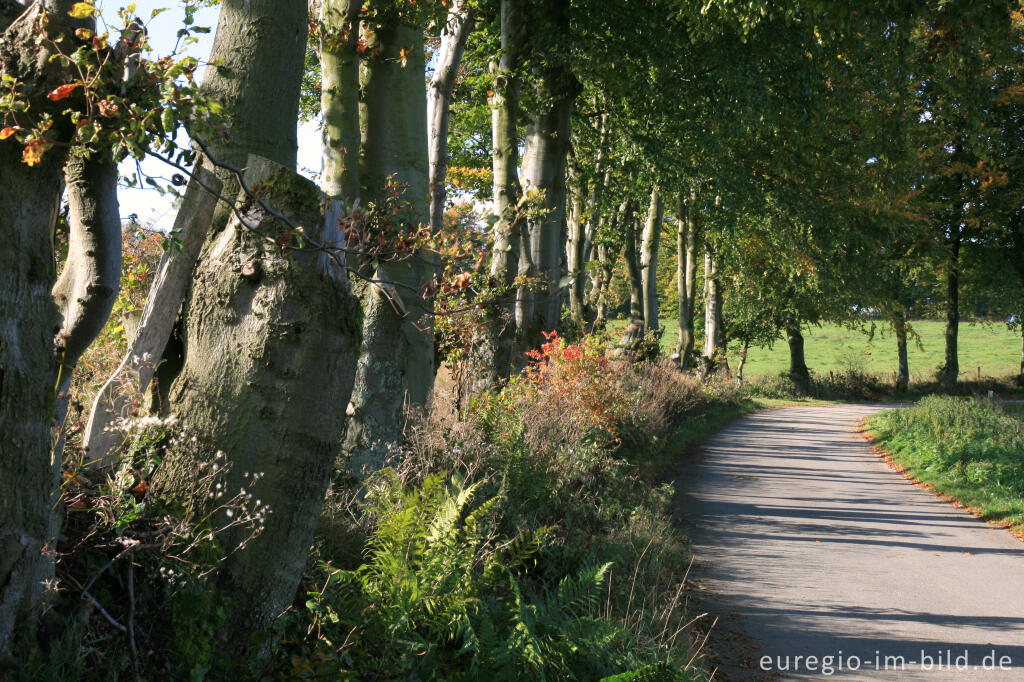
609 319 1022 382
866 397 1024 537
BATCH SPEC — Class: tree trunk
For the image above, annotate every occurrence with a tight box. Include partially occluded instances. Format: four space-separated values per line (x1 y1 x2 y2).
199 0 307 231
640 187 663 337
566 167 587 325
476 0 522 386
516 65 577 350
342 16 434 477
617 199 644 350
52 155 122 455
0 1 99 655
83 166 222 466
939 233 960 392
427 0 473 234
674 193 697 368
153 158 361 656
893 312 909 392
737 338 750 383
318 0 361 280
786 323 810 394
1020 327 1023 380
703 251 718 360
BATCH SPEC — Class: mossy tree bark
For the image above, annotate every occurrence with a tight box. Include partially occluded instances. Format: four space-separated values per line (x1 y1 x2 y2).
566 161 588 326
153 159 361 656
342 15 434 478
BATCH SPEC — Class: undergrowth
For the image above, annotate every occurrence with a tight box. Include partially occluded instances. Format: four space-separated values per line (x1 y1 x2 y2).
867 396 1024 535
29 317 739 679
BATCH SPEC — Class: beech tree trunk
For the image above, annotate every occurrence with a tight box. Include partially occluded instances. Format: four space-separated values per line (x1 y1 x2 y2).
787 323 810 394
640 188 663 336
703 251 719 360
199 0 308 232
342 16 434 477
618 199 645 349
939 232 960 392
427 0 473 234
153 158 361 656
53 155 122 455
0 1 104 655
674 193 697 367
476 0 522 386
566 167 587 325
83 166 222 466
318 0 361 280
516 68 577 350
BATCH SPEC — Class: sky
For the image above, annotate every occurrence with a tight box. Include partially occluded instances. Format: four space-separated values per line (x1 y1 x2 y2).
106 0 322 231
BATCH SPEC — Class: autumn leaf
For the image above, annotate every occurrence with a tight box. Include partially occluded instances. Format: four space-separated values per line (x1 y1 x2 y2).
399 47 408 67
74 27 93 40
47 82 82 102
68 1 95 19
98 99 120 118
22 139 45 166
0 126 17 140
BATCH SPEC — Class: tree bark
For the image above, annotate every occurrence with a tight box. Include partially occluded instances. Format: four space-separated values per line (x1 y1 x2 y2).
516 66 577 350
640 187 663 336
318 0 361 280
427 0 473 234
566 165 587 325
153 158 361 656
674 193 697 368
199 0 308 233
83 166 222 466
617 199 645 349
939 232 960 392
342 16 434 477
737 338 750 383
52 154 122 447
786 323 810 394
0 1 98 655
475 0 522 386
893 312 909 392
703 251 719 360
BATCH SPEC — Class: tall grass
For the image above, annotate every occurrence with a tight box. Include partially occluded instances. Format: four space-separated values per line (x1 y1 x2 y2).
867 396 1024 534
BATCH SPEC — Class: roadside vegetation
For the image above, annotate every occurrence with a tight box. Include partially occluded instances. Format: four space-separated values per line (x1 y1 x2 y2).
867 397 1024 536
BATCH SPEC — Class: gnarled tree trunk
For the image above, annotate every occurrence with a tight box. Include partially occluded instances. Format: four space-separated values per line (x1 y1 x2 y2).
153 158 361 656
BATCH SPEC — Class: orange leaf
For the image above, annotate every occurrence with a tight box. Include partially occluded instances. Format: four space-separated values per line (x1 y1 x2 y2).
22 139 45 166
47 83 82 102
0 126 17 140
130 480 149 502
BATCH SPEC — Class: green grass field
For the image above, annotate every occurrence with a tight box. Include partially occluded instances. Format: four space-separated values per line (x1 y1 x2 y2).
610 319 1022 381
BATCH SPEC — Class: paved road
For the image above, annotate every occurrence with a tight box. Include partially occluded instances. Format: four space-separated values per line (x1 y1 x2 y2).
673 405 1024 681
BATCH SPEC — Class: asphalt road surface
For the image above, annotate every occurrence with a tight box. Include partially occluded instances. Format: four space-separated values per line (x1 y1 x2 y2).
674 404 1024 680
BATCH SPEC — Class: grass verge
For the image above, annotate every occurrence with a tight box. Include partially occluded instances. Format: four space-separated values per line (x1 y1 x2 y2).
866 396 1024 538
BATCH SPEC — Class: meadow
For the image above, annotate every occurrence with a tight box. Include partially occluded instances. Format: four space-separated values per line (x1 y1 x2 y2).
612 319 1022 381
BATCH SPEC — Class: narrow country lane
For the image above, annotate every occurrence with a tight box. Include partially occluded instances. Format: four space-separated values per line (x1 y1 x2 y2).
674 405 1024 681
